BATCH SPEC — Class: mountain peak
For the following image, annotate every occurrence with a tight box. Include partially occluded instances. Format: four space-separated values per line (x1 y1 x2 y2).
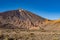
0 9 60 31
18 9 24 12
0 9 47 30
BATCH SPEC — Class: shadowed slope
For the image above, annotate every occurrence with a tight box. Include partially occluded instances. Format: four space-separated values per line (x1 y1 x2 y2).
0 9 46 31
0 9 60 31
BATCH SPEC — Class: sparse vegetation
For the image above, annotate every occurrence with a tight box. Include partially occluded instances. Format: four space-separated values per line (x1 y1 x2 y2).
0 29 59 40
0 9 60 40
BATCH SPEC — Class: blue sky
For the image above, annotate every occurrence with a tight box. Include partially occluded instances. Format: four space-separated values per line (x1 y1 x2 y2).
0 0 60 20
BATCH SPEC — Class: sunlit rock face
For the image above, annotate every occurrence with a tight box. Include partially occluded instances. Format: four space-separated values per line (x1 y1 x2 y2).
0 9 60 31
0 9 47 30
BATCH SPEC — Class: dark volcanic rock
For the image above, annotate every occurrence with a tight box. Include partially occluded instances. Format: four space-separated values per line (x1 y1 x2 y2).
0 9 46 30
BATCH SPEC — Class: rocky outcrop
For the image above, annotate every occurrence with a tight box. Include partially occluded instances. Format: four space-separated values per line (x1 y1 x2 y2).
0 9 60 31
0 9 46 31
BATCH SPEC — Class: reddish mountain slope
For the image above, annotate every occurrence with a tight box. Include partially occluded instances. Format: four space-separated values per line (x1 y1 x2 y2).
0 9 60 32
0 9 46 30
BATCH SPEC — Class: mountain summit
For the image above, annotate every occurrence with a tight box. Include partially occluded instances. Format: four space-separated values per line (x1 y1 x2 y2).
0 9 60 31
0 9 47 30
